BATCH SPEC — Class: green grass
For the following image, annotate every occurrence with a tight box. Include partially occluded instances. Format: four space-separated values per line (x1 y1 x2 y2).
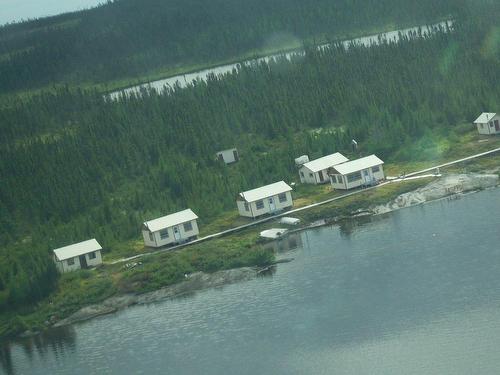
385 125 500 176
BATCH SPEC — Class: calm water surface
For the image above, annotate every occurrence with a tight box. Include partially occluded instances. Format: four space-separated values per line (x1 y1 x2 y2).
3 188 500 375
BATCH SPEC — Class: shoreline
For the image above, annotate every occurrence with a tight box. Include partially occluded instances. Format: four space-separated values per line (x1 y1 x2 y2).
14 172 498 338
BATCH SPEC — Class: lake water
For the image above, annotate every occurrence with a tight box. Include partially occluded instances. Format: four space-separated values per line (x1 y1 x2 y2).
108 20 453 100
3 187 500 375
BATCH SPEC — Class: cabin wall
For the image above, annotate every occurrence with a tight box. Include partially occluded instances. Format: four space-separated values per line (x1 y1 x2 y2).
476 115 500 135
142 229 158 247
86 250 103 267
476 122 492 135
330 174 347 190
54 250 103 273
299 166 318 184
61 257 81 273
300 166 336 185
237 200 254 217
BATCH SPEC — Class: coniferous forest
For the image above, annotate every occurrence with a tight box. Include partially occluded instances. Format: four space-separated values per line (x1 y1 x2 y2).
1 1 499 318
0 0 459 92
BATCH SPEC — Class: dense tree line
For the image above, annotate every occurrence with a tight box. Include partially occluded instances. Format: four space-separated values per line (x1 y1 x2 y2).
0 0 460 92
1 3 499 313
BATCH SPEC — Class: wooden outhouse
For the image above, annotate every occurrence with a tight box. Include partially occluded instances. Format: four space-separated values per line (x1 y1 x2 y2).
474 113 500 135
216 148 239 164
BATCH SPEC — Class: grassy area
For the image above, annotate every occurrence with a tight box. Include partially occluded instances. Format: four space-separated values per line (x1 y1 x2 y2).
385 124 500 175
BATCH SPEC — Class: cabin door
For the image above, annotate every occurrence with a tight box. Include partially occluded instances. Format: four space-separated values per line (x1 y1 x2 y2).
269 197 276 212
173 226 181 241
318 171 324 182
233 150 239 161
495 120 500 132
363 169 370 185
79 255 88 269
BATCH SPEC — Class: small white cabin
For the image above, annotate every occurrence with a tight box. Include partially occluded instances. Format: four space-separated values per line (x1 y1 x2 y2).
142 209 199 248
474 113 500 135
294 155 310 166
216 148 239 164
237 181 293 218
53 239 103 273
298 152 349 184
329 154 385 190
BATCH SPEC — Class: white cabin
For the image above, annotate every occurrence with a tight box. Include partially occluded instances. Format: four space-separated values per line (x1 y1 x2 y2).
294 155 310 166
298 152 349 184
216 148 239 164
329 154 385 190
237 181 293 218
53 239 103 273
474 113 500 135
142 209 199 248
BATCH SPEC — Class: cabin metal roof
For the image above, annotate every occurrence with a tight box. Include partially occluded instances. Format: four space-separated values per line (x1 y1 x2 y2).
301 152 349 173
53 239 102 261
144 209 198 233
239 181 292 202
331 154 384 175
216 148 237 154
474 113 497 123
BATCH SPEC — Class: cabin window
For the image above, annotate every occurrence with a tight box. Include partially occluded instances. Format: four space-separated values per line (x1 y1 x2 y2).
256 200 264 209
160 228 169 239
363 169 369 176
347 171 362 183
309 173 313 178
490 122 494 127
480 123 484 128
372 165 380 173
67 258 75 266
300 171 304 178
183 222 193 232
244 202 249 211
337 175 343 184
149 232 154 241
278 193 287 203
88 252 96 260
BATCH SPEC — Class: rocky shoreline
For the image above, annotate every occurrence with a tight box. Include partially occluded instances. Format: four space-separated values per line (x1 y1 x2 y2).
21 172 500 336
52 267 259 328
371 173 499 214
